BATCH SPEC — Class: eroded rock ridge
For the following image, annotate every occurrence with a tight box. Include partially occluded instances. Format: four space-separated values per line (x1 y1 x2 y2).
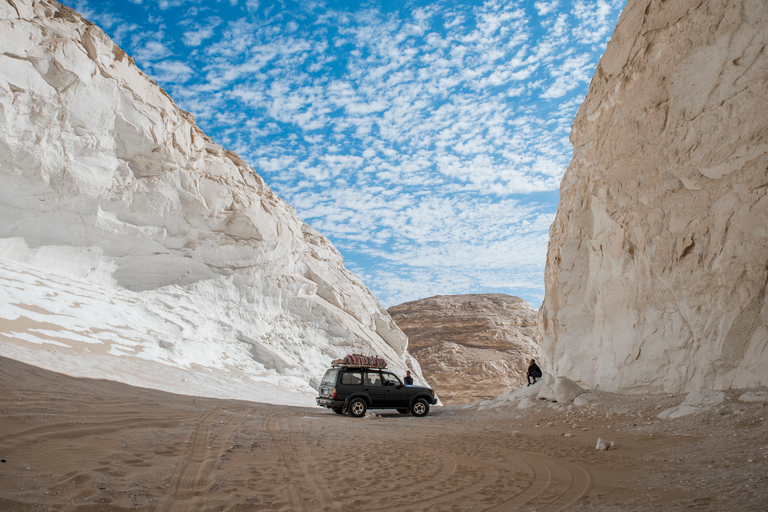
388 294 540 404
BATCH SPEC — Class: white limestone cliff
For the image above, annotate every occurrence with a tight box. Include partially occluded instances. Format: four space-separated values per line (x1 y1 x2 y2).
0 0 422 404
540 0 768 393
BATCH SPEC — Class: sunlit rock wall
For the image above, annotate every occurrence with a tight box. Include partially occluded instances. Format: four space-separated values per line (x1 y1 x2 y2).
541 0 768 393
0 0 421 401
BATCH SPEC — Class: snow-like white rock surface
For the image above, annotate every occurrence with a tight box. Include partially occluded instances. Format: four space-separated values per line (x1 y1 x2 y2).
540 0 768 393
0 0 423 405
657 389 727 419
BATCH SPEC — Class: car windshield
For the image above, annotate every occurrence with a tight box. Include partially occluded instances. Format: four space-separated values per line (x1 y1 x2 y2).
382 373 401 386
320 369 338 386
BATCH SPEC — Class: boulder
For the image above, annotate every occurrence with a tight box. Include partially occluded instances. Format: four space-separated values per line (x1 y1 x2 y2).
738 390 768 403
536 376 586 405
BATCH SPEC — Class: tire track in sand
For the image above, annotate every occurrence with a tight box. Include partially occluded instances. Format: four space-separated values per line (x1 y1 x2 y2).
287 415 339 510
482 452 551 512
161 407 248 512
541 456 591 511
264 412 337 511
481 453 590 512
1 417 178 448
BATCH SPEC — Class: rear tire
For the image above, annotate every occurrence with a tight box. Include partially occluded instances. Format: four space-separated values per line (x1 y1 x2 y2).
396 408 409 414
411 398 429 417
348 398 367 418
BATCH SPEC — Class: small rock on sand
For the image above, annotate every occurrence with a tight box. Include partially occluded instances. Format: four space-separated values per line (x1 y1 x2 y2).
596 438 615 451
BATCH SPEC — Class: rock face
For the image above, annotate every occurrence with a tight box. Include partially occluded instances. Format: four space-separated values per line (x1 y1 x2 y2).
540 0 768 393
0 0 423 404
388 294 540 404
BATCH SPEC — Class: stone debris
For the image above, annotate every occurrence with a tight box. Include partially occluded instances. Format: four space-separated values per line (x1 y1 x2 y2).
595 438 615 451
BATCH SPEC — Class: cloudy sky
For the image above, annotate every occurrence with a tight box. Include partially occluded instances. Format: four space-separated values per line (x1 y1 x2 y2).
68 0 624 309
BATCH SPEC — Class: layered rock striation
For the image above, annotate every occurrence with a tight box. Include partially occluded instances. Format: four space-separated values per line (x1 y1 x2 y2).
541 0 768 393
388 294 540 404
0 0 422 403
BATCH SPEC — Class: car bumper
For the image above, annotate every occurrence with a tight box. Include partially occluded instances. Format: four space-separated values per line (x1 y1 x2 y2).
316 397 345 408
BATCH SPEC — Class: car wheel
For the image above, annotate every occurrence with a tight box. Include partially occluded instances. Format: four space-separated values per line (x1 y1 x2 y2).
348 398 367 417
332 408 343 414
396 408 409 414
411 398 429 417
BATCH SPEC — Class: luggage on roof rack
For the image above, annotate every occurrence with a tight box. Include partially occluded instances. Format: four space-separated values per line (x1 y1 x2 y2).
331 354 387 369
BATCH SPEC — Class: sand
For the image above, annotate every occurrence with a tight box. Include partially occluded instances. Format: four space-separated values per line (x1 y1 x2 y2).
0 356 766 511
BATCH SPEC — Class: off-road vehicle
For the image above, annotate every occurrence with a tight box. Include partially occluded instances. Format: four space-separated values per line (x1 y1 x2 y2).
316 358 437 417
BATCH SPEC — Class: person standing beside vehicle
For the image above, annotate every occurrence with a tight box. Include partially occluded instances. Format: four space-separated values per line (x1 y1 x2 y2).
404 370 414 385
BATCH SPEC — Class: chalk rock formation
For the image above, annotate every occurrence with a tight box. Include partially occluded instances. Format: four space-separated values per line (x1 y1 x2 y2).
658 389 727 419
388 294 540 404
0 0 421 404
541 0 768 393
536 375 585 405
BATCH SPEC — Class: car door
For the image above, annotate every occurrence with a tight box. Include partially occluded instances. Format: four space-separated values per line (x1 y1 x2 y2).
364 371 385 407
382 372 410 407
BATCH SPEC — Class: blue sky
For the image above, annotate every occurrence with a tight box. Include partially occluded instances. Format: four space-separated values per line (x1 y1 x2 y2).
67 0 624 308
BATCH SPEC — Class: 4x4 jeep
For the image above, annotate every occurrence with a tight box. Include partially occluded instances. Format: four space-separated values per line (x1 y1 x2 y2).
316 367 437 417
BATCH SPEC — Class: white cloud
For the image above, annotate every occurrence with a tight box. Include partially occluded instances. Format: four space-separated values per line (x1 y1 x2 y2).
133 40 171 63
534 0 560 17
151 60 194 82
183 26 214 46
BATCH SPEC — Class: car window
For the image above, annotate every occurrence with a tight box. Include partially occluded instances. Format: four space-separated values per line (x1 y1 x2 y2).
321 369 338 386
365 372 381 386
341 372 362 385
382 373 401 386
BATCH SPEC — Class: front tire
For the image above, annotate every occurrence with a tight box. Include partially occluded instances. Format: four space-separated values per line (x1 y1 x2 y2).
348 398 367 418
411 398 430 417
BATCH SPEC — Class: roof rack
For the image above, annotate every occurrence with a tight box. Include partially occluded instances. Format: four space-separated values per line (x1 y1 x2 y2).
331 354 388 369
330 362 387 369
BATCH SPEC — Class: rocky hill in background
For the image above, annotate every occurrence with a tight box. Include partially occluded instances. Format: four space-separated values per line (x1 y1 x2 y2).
540 0 768 393
388 294 540 404
0 0 424 404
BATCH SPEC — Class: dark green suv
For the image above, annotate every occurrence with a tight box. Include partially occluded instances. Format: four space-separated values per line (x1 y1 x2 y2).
316 367 437 417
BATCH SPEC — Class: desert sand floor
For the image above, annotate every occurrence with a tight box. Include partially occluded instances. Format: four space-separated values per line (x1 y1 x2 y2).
0 356 766 512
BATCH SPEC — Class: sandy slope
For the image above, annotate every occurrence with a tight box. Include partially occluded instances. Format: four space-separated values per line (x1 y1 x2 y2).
0 356 766 512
